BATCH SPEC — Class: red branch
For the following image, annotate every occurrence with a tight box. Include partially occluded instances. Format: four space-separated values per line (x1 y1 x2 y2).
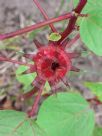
0 56 31 66
28 82 45 117
19 88 38 101
33 0 57 32
0 13 73 40
66 34 80 48
0 1 87 42
59 0 87 42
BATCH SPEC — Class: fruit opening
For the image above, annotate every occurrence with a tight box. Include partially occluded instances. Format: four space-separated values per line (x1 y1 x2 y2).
51 61 60 71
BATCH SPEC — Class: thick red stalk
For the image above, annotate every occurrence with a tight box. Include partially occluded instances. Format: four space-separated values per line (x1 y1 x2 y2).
0 13 73 40
74 0 87 13
33 0 57 32
59 0 87 42
28 81 45 117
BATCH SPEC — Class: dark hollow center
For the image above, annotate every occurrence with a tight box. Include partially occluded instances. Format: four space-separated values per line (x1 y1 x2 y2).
51 62 60 71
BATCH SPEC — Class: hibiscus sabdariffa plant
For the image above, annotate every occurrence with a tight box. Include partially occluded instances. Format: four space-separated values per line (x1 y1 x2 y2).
0 0 87 117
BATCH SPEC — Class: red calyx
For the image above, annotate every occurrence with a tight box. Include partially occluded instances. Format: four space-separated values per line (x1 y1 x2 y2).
34 45 71 82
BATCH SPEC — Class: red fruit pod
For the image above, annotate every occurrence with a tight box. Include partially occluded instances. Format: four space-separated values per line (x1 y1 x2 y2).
34 45 71 82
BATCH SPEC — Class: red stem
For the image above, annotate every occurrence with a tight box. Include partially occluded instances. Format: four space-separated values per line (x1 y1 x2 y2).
74 0 87 13
0 13 73 40
59 0 87 42
66 34 80 48
87 97 102 105
0 56 31 66
19 88 38 101
33 39 44 49
33 0 57 32
28 81 45 117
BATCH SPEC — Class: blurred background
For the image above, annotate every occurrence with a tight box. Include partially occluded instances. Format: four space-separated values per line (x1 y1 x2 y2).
0 0 102 125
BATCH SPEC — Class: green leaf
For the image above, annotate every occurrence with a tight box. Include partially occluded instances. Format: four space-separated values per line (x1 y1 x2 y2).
93 126 102 136
16 65 29 74
0 110 46 136
74 0 102 13
48 33 61 41
80 10 102 56
37 92 95 136
16 73 36 86
16 65 37 86
74 0 102 56
85 82 102 101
